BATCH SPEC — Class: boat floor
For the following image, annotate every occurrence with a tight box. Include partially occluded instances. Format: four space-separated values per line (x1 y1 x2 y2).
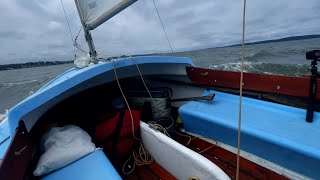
177 133 288 180
123 131 288 180
123 161 176 180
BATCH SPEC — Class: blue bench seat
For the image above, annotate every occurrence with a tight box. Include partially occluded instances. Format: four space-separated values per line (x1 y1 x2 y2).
179 90 320 179
41 149 121 180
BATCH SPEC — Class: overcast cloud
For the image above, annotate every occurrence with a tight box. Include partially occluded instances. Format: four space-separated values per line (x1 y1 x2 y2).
0 0 319 64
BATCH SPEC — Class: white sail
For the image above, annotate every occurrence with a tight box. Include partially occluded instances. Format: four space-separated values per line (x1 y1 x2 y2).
75 0 137 30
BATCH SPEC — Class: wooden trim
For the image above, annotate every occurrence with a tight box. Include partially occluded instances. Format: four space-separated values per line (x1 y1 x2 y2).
186 67 320 100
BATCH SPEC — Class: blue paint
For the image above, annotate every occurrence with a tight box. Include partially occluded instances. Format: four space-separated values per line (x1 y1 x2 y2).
41 150 121 180
7 56 194 136
0 120 11 159
179 90 320 179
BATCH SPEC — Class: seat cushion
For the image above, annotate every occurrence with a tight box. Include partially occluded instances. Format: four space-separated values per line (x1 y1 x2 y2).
179 90 320 179
41 149 121 180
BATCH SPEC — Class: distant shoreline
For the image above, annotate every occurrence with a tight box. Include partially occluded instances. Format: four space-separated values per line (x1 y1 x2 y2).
229 34 320 47
1 34 319 71
0 61 73 71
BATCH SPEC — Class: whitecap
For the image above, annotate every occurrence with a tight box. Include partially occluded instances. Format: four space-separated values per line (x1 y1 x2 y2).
0 110 8 123
0 79 39 87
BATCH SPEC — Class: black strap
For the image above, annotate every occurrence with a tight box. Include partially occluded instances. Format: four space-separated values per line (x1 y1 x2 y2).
111 110 126 160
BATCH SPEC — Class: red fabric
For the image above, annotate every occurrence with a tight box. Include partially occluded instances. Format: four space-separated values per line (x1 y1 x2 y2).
95 110 140 165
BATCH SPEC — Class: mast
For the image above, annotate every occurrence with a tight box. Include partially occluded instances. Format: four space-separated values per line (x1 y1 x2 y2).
74 0 97 58
73 0 137 58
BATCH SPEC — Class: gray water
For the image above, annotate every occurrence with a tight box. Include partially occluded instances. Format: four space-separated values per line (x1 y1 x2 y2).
0 38 319 118
0 64 74 118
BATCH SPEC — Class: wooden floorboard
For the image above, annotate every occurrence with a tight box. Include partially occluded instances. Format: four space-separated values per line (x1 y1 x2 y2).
176 133 288 180
123 161 176 180
122 131 288 180
148 162 177 180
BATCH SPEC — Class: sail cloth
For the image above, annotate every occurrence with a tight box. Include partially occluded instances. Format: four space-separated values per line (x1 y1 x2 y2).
75 0 137 30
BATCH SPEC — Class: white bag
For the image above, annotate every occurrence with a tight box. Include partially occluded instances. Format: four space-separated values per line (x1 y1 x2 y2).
33 125 96 176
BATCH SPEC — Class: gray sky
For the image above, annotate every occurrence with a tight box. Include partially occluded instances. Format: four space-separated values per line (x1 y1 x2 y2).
1 0 319 64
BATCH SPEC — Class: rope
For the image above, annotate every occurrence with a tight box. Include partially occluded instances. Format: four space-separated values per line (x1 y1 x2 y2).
198 140 217 154
133 58 162 113
60 0 76 59
175 131 195 145
75 26 83 42
112 59 140 141
134 61 201 153
152 0 174 53
111 59 153 175
147 121 172 137
113 56 216 174
134 60 154 100
236 0 247 180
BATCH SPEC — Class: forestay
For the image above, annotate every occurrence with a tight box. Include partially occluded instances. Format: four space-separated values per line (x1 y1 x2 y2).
75 0 137 30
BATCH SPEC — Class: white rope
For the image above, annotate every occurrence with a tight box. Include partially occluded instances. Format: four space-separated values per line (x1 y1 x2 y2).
112 55 215 174
147 121 172 137
111 59 153 175
236 0 247 179
132 61 200 152
112 59 139 140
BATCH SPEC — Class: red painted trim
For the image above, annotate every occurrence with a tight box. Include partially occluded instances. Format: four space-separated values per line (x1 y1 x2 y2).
0 122 33 180
186 67 320 99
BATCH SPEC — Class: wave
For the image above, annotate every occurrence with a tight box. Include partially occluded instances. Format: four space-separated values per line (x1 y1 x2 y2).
0 78 50 114
209 62 309 76
244 48 308 63
246 50 280 62
0 110 8 123
0 79 41 87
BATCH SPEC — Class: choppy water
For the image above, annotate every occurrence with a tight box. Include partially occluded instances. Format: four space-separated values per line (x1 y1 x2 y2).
0 64 74 120
172 38 320 76
0 38 319 118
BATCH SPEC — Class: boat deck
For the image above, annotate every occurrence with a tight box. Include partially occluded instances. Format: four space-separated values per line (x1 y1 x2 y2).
179 90 320 178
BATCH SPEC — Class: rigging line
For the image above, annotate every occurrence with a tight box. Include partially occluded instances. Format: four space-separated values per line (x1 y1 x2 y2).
75 26 83 41
152 0 174 53
132 56 165 116
60 0 76 59
236 0 247 180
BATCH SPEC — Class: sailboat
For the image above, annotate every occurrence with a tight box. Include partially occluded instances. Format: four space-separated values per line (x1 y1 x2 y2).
0 0 319 179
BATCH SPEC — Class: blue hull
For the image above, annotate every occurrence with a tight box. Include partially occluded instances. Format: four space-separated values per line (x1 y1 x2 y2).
0 56 194 160
0 55 318 178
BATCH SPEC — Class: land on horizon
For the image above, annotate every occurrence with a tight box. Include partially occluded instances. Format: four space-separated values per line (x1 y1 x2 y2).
0 34 319 71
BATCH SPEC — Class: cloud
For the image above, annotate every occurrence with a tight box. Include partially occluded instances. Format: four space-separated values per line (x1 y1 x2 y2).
48 21 63 31
0 0 319 64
